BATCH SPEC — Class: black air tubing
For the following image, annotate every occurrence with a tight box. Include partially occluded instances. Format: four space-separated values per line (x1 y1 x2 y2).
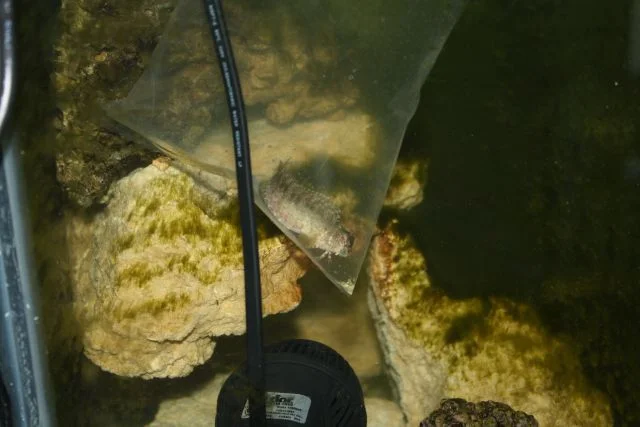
202 1 267 425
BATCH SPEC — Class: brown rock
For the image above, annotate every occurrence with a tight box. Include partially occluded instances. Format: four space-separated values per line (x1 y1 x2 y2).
54 0 177 207
421 398 538 427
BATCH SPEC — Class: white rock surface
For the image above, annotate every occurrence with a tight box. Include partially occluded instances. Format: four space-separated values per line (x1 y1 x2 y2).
368 288 446 425
365 398 406 427
150 373 228 427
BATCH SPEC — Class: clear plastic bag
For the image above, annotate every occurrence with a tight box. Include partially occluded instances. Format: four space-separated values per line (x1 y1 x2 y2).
105 0 466 294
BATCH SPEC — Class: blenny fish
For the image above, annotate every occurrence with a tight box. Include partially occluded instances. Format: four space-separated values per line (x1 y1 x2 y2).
260 162 354 257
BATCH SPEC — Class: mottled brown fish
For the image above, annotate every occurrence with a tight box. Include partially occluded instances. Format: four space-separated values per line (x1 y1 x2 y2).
259 162 354 257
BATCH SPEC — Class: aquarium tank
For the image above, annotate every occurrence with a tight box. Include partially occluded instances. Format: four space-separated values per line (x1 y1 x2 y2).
2 0 640 425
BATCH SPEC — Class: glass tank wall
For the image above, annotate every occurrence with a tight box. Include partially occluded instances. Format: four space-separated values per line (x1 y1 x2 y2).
12 0 640 425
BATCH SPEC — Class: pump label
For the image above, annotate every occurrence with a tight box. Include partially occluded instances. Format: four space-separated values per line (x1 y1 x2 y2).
241 392 311 424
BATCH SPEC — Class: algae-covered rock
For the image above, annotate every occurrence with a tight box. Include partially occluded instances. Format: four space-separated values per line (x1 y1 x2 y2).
383 159 428 211
367 222 612 426
54 0 178 207
73 165 307 378
421 398 538 427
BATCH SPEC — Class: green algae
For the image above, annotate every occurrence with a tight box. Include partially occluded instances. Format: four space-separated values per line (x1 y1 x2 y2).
377 225 612 424
110 170 244 292
379 226 482 350
114 293 192 320
90 166 294 326
383 225 566 371
116 262 158 288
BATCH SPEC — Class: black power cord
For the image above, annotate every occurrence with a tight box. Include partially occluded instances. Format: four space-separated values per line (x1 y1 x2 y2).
202 1 266 426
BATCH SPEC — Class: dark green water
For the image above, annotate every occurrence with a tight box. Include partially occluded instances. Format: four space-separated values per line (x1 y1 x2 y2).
398 0 640 424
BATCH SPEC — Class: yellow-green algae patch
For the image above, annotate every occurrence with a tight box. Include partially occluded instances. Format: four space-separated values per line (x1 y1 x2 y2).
78 165 306 379
111 171 243 290
114 293 192 319
87 166 259 324
379 231 487 363
374 224 612 426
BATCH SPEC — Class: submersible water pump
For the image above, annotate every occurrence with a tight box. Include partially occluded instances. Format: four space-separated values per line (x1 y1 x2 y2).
216 339 367 426
202 1 367 426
